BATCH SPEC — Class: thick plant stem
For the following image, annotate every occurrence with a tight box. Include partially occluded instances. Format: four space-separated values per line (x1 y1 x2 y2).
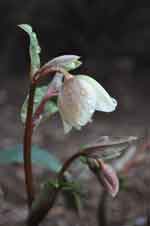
23 83 36 208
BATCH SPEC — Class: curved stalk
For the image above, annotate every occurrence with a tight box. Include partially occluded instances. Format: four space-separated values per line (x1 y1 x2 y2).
27 150 87 226
27 140 126 224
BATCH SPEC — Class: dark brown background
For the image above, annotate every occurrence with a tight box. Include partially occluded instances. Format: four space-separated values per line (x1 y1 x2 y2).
1 2 150 76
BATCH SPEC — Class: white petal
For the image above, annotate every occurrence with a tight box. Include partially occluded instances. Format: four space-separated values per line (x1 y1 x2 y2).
58 102 72 134
49 55 80 66
62 119 72 134
76 75 117 112
46 55 81 71
74 78 96 126
58 77 96 132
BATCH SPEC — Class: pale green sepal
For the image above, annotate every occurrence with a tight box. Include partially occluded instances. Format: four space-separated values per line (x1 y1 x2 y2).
76 75 117 112
45 55 82 72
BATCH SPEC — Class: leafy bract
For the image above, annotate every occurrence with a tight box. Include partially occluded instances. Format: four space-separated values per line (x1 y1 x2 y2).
21 86 58 125
80 136 139 173
18 24 41 76
0 144 62 172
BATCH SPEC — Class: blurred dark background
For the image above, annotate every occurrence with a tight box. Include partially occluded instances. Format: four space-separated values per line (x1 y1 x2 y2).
1 1 150 76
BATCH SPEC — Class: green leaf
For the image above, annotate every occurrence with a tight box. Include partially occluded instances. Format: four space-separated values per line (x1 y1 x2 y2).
60 180 81 192
46 179 60 189
61 179 85 214
21 86 58 124
0 144 62 172
63 191 83 215
18 24 41 76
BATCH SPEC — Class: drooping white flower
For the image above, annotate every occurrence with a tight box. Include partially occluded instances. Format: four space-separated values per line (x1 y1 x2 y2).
58 75 117 133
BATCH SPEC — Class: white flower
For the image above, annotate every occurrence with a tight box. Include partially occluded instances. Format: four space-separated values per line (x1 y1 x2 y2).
58 75 117 133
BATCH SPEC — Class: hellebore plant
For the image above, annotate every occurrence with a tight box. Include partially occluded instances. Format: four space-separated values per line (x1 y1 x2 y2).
17 24 139 226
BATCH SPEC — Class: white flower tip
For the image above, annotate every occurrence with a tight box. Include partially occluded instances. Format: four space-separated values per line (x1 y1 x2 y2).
76 75 117 113
109 97 118 112
62 119 72 134
96 96 117 112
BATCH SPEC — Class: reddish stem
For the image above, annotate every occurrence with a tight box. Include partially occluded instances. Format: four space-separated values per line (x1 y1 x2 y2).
23 66 69 212
32 91 58 128
23 83 36 208
23 66 63 209
32 65 72 84
32 97 48 127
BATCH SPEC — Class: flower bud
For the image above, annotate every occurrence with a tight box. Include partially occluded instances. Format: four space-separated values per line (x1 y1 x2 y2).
97 160 119 197
88 159 119 197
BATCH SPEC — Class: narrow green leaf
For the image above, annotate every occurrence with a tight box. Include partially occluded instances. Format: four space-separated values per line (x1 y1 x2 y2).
62 181 84 214
60 181 81 192
18 24 41 76
0 145 62 172
64 190 83 214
